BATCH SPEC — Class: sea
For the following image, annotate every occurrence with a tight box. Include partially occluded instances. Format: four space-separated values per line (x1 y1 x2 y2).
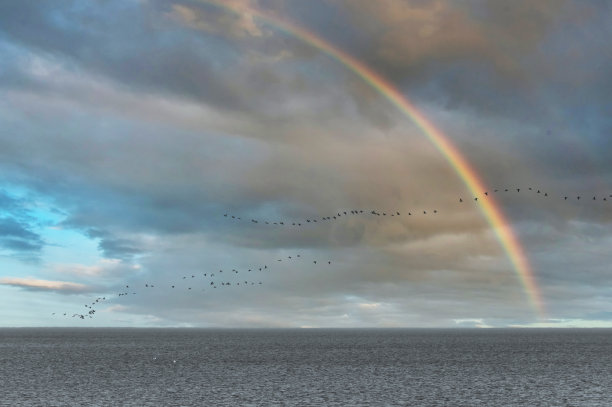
1 328 611 406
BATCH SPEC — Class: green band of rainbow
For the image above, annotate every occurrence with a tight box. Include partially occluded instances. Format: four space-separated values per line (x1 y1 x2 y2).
198 0 545 318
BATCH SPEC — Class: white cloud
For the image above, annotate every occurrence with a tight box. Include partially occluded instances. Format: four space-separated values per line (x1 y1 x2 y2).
0 277 90 293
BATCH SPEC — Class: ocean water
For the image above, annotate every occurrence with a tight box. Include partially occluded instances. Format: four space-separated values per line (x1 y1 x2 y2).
1 329 611 406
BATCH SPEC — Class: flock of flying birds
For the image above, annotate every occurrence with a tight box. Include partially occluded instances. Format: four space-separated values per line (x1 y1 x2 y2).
461 187 612 203
53 185 611 320
53 255 331 320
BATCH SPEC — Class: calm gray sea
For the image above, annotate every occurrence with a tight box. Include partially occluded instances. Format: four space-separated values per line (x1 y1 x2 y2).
1 328 611 406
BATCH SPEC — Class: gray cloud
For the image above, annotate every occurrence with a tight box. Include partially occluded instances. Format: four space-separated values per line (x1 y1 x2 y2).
0 0 249 111
1 0 611 326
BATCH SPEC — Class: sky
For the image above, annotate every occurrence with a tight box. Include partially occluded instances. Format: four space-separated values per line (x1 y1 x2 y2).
1 0 611 328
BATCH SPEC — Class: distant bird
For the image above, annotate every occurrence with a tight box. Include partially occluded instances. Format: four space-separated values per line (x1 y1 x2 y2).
459 198 463 203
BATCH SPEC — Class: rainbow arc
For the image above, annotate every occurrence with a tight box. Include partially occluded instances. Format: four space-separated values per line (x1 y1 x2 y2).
195 0 545 318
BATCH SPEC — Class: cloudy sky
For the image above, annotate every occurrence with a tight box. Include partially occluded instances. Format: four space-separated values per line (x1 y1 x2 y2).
1 0 611 327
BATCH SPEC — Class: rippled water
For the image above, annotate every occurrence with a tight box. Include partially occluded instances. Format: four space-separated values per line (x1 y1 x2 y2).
1 328 611 406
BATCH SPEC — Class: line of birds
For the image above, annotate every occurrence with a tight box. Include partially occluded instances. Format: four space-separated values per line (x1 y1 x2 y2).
223 207 439 227
460 187 612 203
52 254 332 320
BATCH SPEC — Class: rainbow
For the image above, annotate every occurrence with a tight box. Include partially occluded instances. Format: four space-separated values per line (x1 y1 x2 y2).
194 0 545 318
